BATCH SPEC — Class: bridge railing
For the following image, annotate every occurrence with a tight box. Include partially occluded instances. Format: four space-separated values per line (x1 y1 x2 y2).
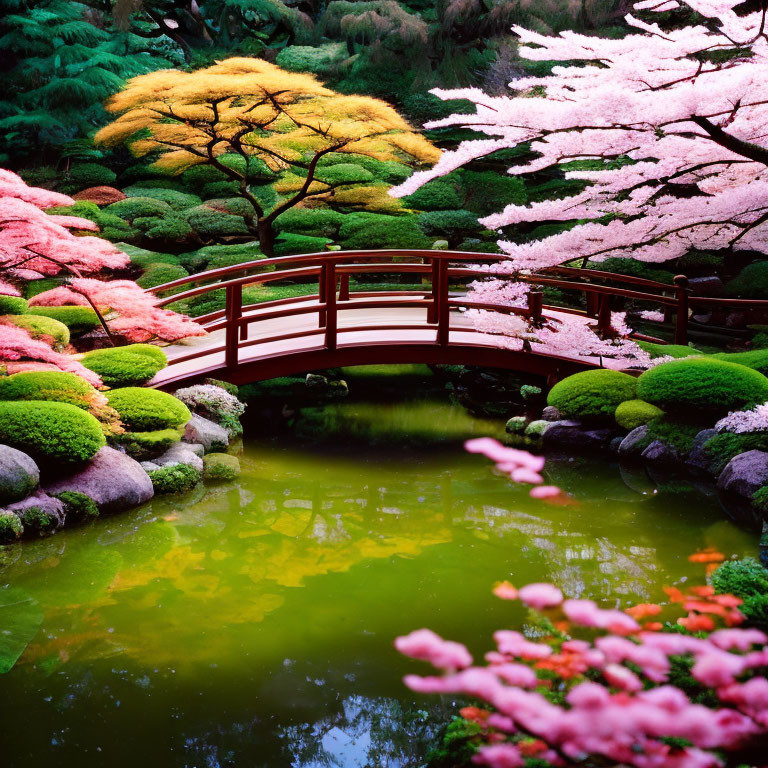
147 249 768 372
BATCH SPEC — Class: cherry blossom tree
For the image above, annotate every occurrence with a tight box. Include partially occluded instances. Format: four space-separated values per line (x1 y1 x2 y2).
393 0 768 272
29 279 205 343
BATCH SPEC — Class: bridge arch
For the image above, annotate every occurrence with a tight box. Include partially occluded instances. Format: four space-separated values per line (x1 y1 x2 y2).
145 249 758 389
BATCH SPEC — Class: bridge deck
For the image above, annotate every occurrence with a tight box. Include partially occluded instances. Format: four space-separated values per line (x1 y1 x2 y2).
152 295 625 388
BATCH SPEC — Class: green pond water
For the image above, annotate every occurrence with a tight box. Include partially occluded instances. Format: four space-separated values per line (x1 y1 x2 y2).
0 372 758 768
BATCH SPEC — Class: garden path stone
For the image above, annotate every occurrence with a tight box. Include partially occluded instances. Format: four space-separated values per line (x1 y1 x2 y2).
0 445 39 504
43 447 153 513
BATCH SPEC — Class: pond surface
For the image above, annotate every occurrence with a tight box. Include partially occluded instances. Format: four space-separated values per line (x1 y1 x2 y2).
0 377 757 768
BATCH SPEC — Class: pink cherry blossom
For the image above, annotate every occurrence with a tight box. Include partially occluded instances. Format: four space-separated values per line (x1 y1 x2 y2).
394 628 472 670
518 583 564 611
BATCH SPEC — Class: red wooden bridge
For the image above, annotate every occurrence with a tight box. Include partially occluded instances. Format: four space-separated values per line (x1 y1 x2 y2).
147 249 762 389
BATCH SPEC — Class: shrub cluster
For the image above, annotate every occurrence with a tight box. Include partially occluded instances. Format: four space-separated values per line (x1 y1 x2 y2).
29 306 101 333
547 369 638 421
0 400 105 463
106 388 191 431
81 344 167 387
147 463 201 494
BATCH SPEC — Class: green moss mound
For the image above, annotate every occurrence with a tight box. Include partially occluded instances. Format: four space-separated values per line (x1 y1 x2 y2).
0 512 23 543
703 432 768 475
274 208 345 238
106 388 191 432
0 371 97 410
615 399 664 431
54 491 99 524
547 369 638 421
0 401 105 462
637 358 768 414
706 349 768 375
136 263 189 290
81 344 167 387
147 463 201 494
202 453 241 481
636 341 702 359
29 306 100 333
2 314 70 348
0 296 29 315
115 428 184 459
20 507 56 536
644 417 702 455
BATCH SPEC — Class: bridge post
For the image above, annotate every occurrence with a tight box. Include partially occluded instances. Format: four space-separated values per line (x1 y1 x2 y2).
225 283 241 370
318 264 327 327
339 272 350 302
437 258 449 346
325 261 337 351
673 275 690 345
596 293 613 336
585 291 599 318
427 258 438 324
527 290 543 327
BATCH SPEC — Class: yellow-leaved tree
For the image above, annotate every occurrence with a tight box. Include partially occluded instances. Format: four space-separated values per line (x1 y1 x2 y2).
95 58 441 256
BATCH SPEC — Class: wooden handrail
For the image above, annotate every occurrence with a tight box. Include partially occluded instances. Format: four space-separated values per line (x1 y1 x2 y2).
147 248 768 374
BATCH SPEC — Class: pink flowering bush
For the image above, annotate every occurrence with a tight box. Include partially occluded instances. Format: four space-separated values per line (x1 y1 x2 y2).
396 580 768 768
30 278 205 343
716 403 768 435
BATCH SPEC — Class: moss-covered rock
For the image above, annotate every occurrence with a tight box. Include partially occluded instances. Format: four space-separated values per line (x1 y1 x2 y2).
106 388 190 432
202 453 240 481
0 511 23 543
115 428 184 459
637 358 768 414
147 463 201 494
20 506 57 536
0 401 105 463
0 445 39 504
547 369 638 421
615 399 664 431
54 491 100 524
81 344 167 387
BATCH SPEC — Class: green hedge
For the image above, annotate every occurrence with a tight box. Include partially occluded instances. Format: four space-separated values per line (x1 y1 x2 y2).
615 399 664 430
106 388 191 431
547 369 638 421
0 371 97 410
147 463 201 494
81 344 167 387
28 306 100 333
0 400 105 462
273 208 345 238
184 206 250 237
274 233 332 255
0 296 29 315
401 179 463 211
337 214 431 250
2 314 70 348
122 186 202 210
106 197 172 220
637 358 768 414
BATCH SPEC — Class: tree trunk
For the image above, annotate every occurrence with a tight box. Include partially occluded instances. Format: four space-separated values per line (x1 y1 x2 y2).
257 220 275 258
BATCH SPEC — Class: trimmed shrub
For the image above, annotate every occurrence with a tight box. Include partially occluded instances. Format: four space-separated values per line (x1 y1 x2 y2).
122 186 202 210
275 42 347 75
184 205 250 237
274 233 332 255
615 399 664 430
0 512 23 543
0 296 28 315
133 214 197 243
202 197 258 217
81 344 167 387
1 314 70 348
106 388 191 431
274 208 345 238
120 244 182 269
115 428 184 459
706 349 768 375
106 197 173 221
703 432 768 475
136 263 189 290
402 179 463 211
55 491 99 524
637 358 768 414
547 369 638 421
147 463 200 494
0 371 98 410
636 341 702 359
417 209 480 246
66 162 116 189
337 215 432 250
29 306 100 333
726 261 768 299
0 400 105 462
202 453 240 481
457 170 526 217
711 558 768 598
178 242 264 273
